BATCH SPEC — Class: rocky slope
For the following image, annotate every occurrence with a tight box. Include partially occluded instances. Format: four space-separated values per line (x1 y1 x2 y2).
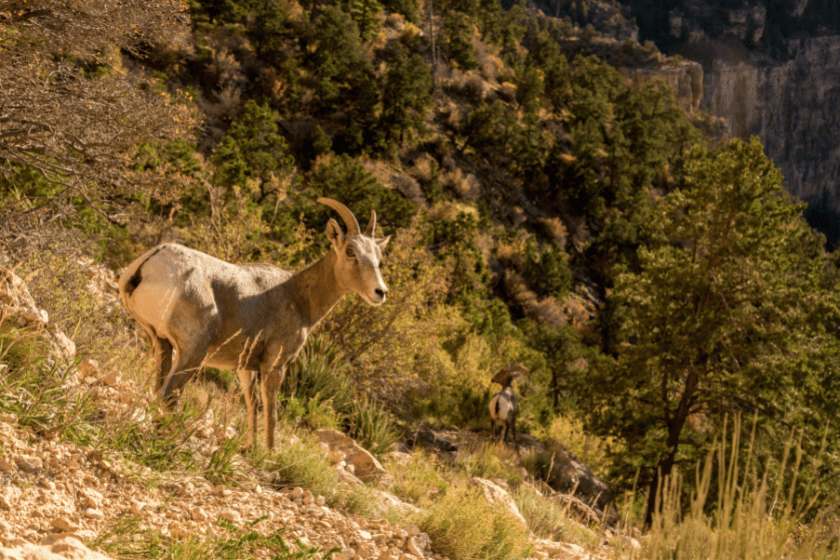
0 263 623 559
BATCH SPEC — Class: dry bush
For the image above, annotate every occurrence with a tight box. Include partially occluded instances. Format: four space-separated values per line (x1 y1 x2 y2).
410 155 435 183
199 83 243 122
444 168 481 202
481 53 505 83
538 217 568 249
428 201 478 222
531 296 567 328
393 173 427 207
207 47 245 88
562 292 595 329
566 215 592 253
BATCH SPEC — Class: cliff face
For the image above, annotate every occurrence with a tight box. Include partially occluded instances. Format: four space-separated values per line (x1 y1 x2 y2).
625 0 840 246
700 37 840 220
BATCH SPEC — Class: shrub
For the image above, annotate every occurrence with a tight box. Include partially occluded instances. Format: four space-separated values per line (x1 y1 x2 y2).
456 442 523 486
415 486 531 560
346 399 401 457
282 334 353 417
385 450 449 504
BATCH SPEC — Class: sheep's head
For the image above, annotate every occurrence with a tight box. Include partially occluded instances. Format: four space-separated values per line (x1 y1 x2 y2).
319 197 391 306
492 363 530 386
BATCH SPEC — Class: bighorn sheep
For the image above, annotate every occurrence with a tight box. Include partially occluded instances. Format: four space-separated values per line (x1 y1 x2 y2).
118 198 390 450
489 364 529 452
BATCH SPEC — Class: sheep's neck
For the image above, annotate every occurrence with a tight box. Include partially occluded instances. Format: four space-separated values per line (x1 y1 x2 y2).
291 249 345 328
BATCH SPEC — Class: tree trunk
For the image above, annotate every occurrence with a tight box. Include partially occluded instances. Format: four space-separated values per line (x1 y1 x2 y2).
644 367 699 528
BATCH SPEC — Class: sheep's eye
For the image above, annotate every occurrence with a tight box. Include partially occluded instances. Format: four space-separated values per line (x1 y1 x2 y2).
345 247 356 258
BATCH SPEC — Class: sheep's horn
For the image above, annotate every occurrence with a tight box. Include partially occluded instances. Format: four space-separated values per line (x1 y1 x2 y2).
509 364 530 379
318 198 360 235
365 210 377 237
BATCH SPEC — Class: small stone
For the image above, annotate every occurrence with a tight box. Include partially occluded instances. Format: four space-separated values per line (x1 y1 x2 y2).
302 490 314 505
0 494 12 510
315 495 326 506
190 507 208 521
170 524 192 538
211 484 230 496
355 543 377 559
532 550 549 560
406 537 424 558
51 517 80 532
221 509 241 523
84 508 104 520
290 487 304 498
14 454 43 472
358 530 372 541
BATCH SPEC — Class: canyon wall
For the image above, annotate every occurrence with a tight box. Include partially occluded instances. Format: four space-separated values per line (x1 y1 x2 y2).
628 0 840 245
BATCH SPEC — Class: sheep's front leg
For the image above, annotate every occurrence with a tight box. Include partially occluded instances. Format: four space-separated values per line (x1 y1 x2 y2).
260 365 286 450
237 370 259 449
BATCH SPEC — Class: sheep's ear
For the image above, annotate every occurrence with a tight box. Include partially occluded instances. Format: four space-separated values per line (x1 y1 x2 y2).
376 235 391 251
326 219 344 248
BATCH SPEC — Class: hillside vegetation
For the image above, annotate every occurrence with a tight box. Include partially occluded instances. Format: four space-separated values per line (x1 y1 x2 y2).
3 0 840 557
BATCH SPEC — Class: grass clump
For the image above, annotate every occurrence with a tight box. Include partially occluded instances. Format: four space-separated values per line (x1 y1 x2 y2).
632 416 840 560
415 486 531 560
455 442 523 486
266 429 342 502
384 450 449 505
513 484 600 547
90 515 337 559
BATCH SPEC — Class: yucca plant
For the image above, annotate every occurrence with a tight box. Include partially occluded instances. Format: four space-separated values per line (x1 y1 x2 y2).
346 399 401 458
282 333 353 416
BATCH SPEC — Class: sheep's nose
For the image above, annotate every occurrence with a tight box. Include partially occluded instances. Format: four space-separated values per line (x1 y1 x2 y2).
375 288 387 298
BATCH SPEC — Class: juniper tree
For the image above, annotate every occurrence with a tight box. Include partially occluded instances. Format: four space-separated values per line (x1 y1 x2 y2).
585 138 840 526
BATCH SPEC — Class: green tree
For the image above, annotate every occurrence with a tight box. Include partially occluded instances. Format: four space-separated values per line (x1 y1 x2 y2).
442 11 480 71
211 100 294 202
381 46 434 145
585 138 840 526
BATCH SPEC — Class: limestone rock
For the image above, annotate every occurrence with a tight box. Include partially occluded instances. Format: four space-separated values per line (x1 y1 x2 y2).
0 533 114 560
14 455 42 473
468 478 527 527
314 429 390 483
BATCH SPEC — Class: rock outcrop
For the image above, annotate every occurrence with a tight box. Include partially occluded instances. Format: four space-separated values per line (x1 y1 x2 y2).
625 0 840 247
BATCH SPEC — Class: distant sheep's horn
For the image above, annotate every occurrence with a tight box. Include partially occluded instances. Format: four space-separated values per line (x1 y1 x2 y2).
365 210 377 237
318 198 360 235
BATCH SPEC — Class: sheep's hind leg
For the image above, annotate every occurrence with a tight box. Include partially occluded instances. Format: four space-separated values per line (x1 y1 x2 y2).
260 363 286 450
152 337 173 394
237 369 259 450
160 346 206 410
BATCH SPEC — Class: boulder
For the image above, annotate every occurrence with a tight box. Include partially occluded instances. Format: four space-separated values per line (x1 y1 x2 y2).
0 266 75 365
314 429 390 483
468 477 527 527
0 534 114 560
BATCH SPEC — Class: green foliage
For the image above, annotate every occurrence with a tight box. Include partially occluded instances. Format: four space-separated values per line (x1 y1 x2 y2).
346 399 402 457
442 12 480 71
513 484 600 546
585 138 840 522
415 486 532 560
211 100 294 199
282 334 354 417
455 442 523 485
522 240 572 299
381 45 434 145
0 323 96 444
267 430 344 503
90 515 337 560
385 451 449 504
